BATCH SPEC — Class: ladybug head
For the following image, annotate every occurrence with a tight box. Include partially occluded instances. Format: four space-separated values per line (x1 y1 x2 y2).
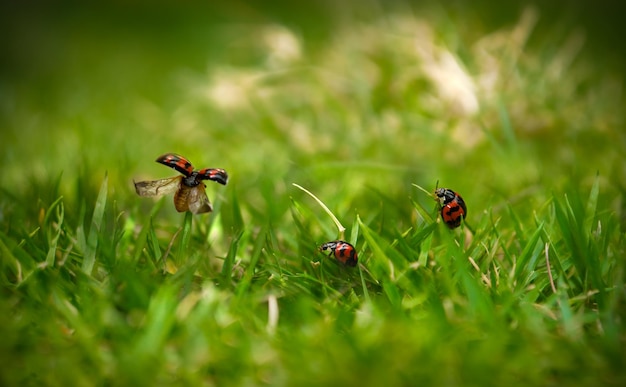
182 172 202 187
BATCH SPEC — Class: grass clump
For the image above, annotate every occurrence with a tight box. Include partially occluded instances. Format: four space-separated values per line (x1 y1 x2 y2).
1 2 625 386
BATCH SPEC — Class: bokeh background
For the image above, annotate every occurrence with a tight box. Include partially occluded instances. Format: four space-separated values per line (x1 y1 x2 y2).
1 1 626 384
2 0 625 209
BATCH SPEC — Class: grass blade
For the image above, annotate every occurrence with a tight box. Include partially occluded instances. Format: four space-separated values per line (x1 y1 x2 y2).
514 222 544 285
221 230 244 289
146 217 162 265
293 183 346 239
174 211 193 268
44 197 64 268
82 173 108 274
584 173 600 232
236 225 268 298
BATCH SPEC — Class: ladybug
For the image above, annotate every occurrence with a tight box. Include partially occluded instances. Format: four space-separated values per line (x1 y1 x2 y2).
319 240 358 267
434 187 467 229
134 153 228 214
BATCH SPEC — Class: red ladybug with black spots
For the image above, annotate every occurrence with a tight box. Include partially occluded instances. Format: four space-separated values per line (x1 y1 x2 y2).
434 187 467 229
134 153 228 214
319 240 358 267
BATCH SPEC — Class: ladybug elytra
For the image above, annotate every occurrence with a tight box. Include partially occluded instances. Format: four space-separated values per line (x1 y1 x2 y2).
434 187 467 229
319 240 358 267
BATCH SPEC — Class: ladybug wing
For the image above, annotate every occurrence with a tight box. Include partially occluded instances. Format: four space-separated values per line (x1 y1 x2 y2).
455 194 467 216
156 153 194 177
196 168 229 185
187 183 213 214
134 176 181 197
337 243 358 267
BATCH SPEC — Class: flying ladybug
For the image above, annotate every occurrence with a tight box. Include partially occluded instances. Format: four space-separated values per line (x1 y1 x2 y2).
134 153 228 214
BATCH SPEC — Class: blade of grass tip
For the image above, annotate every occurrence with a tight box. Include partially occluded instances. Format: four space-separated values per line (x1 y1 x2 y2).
350 216 359 246
584 172 600 233
553 193 587 287
117 211 135 257
507 204 526 246
563 194 582 233
82 173 108 274
76 201 87 260
582 174 607 296
412 183 433 198
42 195 64 227
562 194 588 289
45 199 64 268
411 184 437 223
349 216 370 301
292 183 345 239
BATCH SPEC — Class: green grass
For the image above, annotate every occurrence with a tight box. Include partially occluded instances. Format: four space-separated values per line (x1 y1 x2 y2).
1 2 626 386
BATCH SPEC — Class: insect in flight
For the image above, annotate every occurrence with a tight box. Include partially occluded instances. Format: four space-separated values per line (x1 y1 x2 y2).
134 153 228 214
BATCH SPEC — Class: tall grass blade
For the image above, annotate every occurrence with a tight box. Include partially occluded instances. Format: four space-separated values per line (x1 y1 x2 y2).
584 173 600 233
44 197 64 267
293 183 346 239
514 222 544 284
82 173 108 274
146 217 162 265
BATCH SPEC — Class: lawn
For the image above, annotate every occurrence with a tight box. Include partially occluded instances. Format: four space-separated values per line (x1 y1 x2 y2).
1 1 625 386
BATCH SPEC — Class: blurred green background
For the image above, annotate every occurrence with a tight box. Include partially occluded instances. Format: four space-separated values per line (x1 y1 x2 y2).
1 0 625 204
1 0 626 385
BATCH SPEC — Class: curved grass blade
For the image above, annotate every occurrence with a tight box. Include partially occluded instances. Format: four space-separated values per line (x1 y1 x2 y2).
293 183 346 239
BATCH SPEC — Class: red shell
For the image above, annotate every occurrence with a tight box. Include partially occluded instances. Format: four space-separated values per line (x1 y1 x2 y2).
320 240 358 267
